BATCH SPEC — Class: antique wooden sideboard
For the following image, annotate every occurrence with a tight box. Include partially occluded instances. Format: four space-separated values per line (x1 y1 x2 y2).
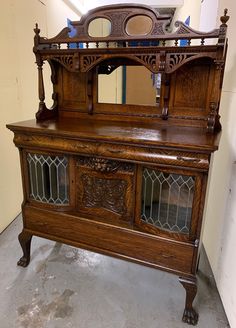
7 4 229 325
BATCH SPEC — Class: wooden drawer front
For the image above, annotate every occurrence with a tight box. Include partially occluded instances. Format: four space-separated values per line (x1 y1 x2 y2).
25 206 195 275
76 156 135 223
14 134 210 171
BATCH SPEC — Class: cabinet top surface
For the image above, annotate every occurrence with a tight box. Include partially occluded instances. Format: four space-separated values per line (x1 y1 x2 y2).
7 118 220 152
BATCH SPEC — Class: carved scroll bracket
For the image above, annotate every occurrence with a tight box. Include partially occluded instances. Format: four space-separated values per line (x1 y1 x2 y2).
214 59 225 70
207 101 221 133
135 54 160 73
41 53 81 72
165 53 216 74
80 55 102 72
166 53 193 73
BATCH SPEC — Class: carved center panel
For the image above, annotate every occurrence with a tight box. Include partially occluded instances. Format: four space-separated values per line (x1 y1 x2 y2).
76 156 135 222
81 174 127 215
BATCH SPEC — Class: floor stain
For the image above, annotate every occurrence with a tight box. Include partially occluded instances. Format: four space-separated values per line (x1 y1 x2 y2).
17 289 74 328
38 244 53 254
48 244 101 269
49 246 80 265
35 259 55 288
31 243 53 260
35 260 47 274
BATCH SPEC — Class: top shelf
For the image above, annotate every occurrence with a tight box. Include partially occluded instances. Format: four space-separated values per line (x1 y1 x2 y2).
34 4 229 53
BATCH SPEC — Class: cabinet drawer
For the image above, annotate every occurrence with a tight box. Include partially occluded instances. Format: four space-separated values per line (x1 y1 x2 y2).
14 134 209 171
25 205 195 275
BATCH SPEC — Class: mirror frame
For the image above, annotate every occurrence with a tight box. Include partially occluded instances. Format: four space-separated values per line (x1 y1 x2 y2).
92 60 164 118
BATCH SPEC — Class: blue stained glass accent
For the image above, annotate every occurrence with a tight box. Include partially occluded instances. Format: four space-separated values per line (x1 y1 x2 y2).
67 18 83 49
180 16 190 47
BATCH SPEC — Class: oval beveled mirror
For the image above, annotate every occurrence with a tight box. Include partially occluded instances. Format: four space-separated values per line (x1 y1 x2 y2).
126 15 153 36
88 18 111 37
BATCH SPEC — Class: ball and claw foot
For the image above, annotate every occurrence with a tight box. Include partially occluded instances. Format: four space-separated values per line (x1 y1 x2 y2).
17 230 32 267
179 277 198 325
182 308 199 325
17 256 30 267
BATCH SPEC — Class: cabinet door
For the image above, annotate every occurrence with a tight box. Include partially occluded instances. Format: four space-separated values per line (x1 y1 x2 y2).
76 156 135 224
135 165 204 241
25 151 75 209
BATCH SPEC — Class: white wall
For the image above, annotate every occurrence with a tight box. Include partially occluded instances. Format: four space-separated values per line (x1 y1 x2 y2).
199 0 219 31
200 1 236 326
173 0 201 29
83 0 184 12
0 0 79 233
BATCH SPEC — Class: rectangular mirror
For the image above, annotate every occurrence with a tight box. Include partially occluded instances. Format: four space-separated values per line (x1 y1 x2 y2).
98 65 161 107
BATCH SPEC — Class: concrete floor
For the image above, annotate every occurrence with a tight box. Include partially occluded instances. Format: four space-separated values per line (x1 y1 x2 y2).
0 215 230 328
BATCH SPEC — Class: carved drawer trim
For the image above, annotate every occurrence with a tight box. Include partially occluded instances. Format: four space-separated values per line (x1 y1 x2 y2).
77 156 134 173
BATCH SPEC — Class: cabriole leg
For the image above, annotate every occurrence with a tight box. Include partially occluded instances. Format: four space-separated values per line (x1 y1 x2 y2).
17 230 32 267
179 277 198 325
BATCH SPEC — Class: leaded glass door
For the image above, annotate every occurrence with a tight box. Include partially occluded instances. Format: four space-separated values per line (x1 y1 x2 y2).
25 151 75 209
136 166 202 241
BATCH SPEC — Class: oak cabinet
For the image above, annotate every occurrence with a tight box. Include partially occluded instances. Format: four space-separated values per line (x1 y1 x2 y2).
7 4 229 325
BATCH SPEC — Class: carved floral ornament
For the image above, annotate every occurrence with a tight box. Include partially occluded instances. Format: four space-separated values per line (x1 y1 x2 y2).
81 174 127 215
165 53 217 73
77 156 134 173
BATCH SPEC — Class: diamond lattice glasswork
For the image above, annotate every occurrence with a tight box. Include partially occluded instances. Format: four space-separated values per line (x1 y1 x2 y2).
141 168 195 234
27 153 69 204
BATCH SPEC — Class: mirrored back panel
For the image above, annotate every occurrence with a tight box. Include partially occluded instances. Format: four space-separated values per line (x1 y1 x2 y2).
98 65 161 106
